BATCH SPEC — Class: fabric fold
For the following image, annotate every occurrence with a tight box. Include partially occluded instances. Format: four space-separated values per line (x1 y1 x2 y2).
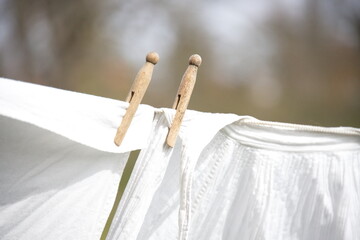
0 77 155 153
162 109 252 239
107 112 175 239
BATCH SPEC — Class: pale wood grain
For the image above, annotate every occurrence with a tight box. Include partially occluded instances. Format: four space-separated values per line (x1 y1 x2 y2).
166 54 202 147
114 52 159 146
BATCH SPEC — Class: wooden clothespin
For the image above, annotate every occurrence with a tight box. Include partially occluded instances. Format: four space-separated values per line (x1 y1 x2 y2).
114 52 159 146
166 54 202 147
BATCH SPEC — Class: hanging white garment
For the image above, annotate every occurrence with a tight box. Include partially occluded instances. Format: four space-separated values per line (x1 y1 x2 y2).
107 108 360 240
0 78 155 240
107 109 248 239
186 120 360 240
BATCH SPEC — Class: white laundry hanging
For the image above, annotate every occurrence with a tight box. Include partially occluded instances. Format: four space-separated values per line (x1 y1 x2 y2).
0 115 129 240
106 112 175 239
0 78 154 153
186 120 360 240
0 78 155 240
107 107 360 240
1 77 360 240
105 109 243 239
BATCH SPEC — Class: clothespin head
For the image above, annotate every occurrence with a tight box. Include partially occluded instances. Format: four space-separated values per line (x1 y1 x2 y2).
114 52 159 146
166 54 202 147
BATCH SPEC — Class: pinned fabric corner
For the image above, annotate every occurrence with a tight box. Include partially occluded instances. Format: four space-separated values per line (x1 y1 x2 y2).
0 77 155 153
0 78 155 239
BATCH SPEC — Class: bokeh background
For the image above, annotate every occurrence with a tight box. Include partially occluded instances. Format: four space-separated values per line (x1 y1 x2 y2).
1 0 359 127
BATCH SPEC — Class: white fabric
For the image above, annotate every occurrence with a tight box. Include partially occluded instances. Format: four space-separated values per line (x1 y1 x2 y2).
187 122 360 240
2 77 360 240
0 115 128 240
0 78 155 239
107 113 175 239
106 110 246 239
107 108 360 240
0 78 154 153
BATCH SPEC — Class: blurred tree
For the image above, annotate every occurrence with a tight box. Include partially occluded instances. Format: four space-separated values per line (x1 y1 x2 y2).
268 0 360 125
1 0 99 83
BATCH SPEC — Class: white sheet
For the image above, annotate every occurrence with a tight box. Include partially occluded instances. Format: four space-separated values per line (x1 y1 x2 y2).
0 78 155 239
0 115 128 239
0 78 155 153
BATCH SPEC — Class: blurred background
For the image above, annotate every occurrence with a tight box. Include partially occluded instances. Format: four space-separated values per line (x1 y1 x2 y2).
0 0 359 126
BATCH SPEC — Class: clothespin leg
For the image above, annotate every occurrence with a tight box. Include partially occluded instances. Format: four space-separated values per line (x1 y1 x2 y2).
166 54 202 147
114 52 159 146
